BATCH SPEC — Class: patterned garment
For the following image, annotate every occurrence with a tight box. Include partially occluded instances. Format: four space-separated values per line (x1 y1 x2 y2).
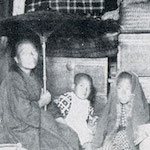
25 0 105 16
120 104 127 128
112 129 131 150
54 92 96 122
55 92 72 117
112 104 131 150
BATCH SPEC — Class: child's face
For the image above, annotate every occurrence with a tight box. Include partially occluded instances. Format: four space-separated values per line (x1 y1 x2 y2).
117 78 133 104
15 41 39 70
74 78 91 100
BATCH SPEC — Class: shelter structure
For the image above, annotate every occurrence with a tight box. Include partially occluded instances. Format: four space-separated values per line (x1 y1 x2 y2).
0 0 119 115
118 0 150 103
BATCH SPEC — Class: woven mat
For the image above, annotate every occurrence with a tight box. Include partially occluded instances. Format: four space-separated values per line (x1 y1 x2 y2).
120 2 150 33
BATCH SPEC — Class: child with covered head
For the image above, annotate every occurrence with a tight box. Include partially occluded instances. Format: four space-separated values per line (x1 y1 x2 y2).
92 71 149 150
55 73 98 149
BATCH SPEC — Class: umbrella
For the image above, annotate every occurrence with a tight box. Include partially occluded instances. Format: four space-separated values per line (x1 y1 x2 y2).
0 10 119 37
0 10 119 110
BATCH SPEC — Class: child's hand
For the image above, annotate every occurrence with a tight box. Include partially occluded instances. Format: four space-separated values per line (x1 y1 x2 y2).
38 89 51 108
88 116 98 134
55 117 67 124
88 116 98 127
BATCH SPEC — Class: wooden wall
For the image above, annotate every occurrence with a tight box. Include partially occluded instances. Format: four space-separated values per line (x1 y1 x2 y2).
46 57 108 115
0 0 13 18
118 34 150 103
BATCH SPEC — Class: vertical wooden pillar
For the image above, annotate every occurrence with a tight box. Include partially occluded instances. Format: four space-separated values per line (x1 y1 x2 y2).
0 0 13 18
0 0 13 84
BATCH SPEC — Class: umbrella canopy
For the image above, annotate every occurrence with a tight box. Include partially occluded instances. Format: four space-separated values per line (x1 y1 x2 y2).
0 9 119 110
0 10 119 36
0 10 119 57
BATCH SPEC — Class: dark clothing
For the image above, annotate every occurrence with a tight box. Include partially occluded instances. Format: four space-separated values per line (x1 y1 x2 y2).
0 67 79 150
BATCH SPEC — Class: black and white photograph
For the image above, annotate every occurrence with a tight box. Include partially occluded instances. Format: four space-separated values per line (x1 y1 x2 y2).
0 0 149 149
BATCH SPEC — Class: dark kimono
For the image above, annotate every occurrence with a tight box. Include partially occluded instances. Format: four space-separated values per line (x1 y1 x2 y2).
92 71 150 150
0 66 80 150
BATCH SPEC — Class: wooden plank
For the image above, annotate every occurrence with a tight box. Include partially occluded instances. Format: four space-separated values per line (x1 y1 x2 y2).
46 57 108 115
120 2 150 32
118 34 150 76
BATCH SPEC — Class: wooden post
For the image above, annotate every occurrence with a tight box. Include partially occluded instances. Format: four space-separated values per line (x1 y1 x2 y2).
40 35 47 111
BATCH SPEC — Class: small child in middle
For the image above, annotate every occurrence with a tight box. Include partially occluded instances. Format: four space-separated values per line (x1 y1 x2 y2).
55 73 98 149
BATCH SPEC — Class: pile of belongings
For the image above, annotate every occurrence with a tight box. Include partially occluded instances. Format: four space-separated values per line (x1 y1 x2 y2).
25 0 105 17
120 0 150 33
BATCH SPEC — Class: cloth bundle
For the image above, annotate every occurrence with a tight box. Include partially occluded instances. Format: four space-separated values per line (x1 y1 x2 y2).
25 0 104 16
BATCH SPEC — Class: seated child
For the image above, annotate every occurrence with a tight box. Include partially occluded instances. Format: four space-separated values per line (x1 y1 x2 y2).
92 71 149 150
55 73 98 149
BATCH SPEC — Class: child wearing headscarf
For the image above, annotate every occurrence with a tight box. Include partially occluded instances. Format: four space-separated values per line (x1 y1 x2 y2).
92 71 149 150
